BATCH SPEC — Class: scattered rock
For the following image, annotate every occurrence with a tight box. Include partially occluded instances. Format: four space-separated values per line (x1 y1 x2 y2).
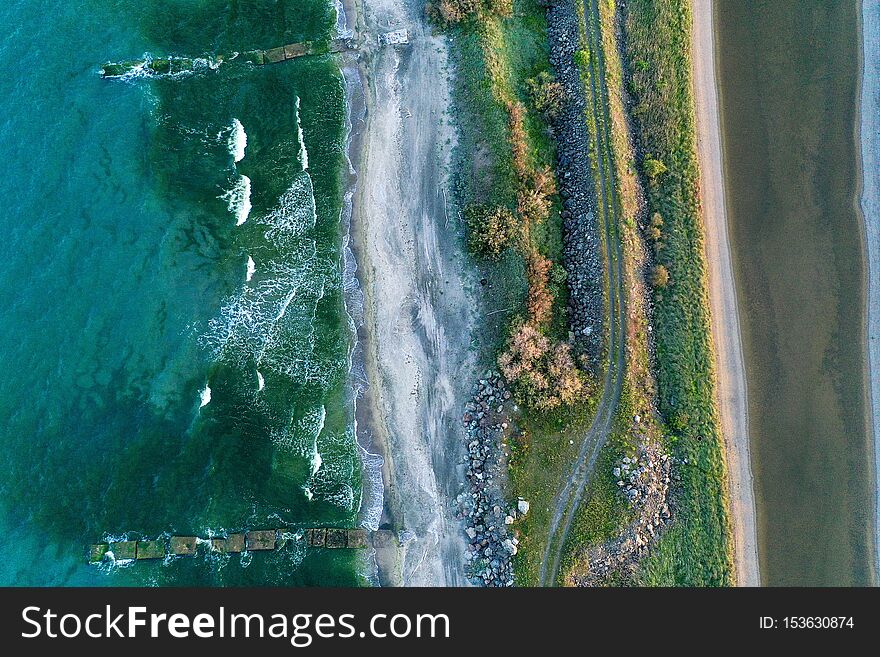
458 372 517 587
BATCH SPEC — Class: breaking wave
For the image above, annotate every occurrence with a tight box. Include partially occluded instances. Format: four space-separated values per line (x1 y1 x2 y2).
221 174 251 226
305 428 358 512
295 97 309 171
199 384 211 409
229 118 247 163
201 172 343 390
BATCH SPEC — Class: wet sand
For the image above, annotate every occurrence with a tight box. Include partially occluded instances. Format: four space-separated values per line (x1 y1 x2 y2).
859 0 880 582
690 0 760 587
350 0 477 586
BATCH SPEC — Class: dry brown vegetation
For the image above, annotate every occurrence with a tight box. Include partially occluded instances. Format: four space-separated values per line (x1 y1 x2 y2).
430 2 585 413
498 323 586 410
426 0 512 26
466 205 519 259
526 252 554 326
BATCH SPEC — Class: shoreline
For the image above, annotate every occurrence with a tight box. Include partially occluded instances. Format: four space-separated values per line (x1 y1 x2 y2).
347 0 477 586
689 0 760 586
859 0 880 585
335 0 386 583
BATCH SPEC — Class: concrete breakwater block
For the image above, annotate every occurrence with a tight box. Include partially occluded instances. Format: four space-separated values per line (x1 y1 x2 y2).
170 536 198 556
346 529 368 549
371 529 399 548
308 528 326 547
264 47 286 64
241 51 264 66
326 528 347 549
136 540 166 560
111 541 137 561
246 530 276 551
276 528 298 549
89 544 109 563
211 533 245 553
284 43 309 59
90 526 383 563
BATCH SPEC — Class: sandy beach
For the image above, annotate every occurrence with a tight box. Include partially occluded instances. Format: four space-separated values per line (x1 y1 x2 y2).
349 0 477 585
690 0 761 587
859 0 880 584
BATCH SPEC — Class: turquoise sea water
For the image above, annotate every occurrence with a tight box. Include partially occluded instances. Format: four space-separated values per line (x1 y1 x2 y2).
0 0 364 585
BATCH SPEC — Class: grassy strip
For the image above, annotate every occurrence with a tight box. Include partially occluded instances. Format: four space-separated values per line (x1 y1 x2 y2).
446 0 733 587
621 0 733 586
441 1 604 584
556 0 663 584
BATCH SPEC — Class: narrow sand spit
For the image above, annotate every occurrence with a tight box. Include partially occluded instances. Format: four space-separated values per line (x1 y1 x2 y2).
690 0 761 586
351 0 477 585
859 0 880 583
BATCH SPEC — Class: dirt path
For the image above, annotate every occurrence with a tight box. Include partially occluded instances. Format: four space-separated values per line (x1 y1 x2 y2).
539 0 627 587
352 0 477 586
690 0 760 587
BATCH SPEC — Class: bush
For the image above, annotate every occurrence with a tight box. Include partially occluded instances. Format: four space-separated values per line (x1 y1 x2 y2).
426 0 481 25
527 70 566 120
508 100 530 177
643 155 668 179
484 0 513 17
467 205 518 260
527 252 554 326
650 264 670 288
426 0 511 26
498 324 586 410
517 166 557 226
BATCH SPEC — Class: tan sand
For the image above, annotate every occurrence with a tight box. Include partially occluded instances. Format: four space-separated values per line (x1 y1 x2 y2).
690 0 761 586
859 0 880 584
350 0 477 586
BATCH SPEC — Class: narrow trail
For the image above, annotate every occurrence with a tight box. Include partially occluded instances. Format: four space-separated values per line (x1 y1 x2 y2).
539 0 626 587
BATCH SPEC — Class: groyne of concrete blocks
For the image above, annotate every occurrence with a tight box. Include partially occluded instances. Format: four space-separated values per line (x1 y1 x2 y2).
100 37 356 79
89 527 397 564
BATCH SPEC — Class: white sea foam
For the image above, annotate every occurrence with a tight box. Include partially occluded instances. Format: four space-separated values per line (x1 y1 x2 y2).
246 255 256 282
112 54 224 83
199 385 211 408
310 405 327 475
271 405 326 457
229 118 247 162
221 174 252 226
334 0 354 38
256 370 265 391
305 428 358 512
264 172 317 244
295 97 309 171
357 442 385 531
117 59 152 81
201 174 339 386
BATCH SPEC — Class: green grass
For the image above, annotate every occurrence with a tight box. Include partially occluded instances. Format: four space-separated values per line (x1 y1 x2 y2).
442 0 732 587
556 386 637 584
508 396 595 585
441 3 592 584
447 3 569 344
621 0 733 586
551 0 733 587
552 0 638 585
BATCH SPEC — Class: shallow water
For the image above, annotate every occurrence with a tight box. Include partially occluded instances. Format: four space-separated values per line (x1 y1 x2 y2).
0 0 364 586
716 0 875 585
